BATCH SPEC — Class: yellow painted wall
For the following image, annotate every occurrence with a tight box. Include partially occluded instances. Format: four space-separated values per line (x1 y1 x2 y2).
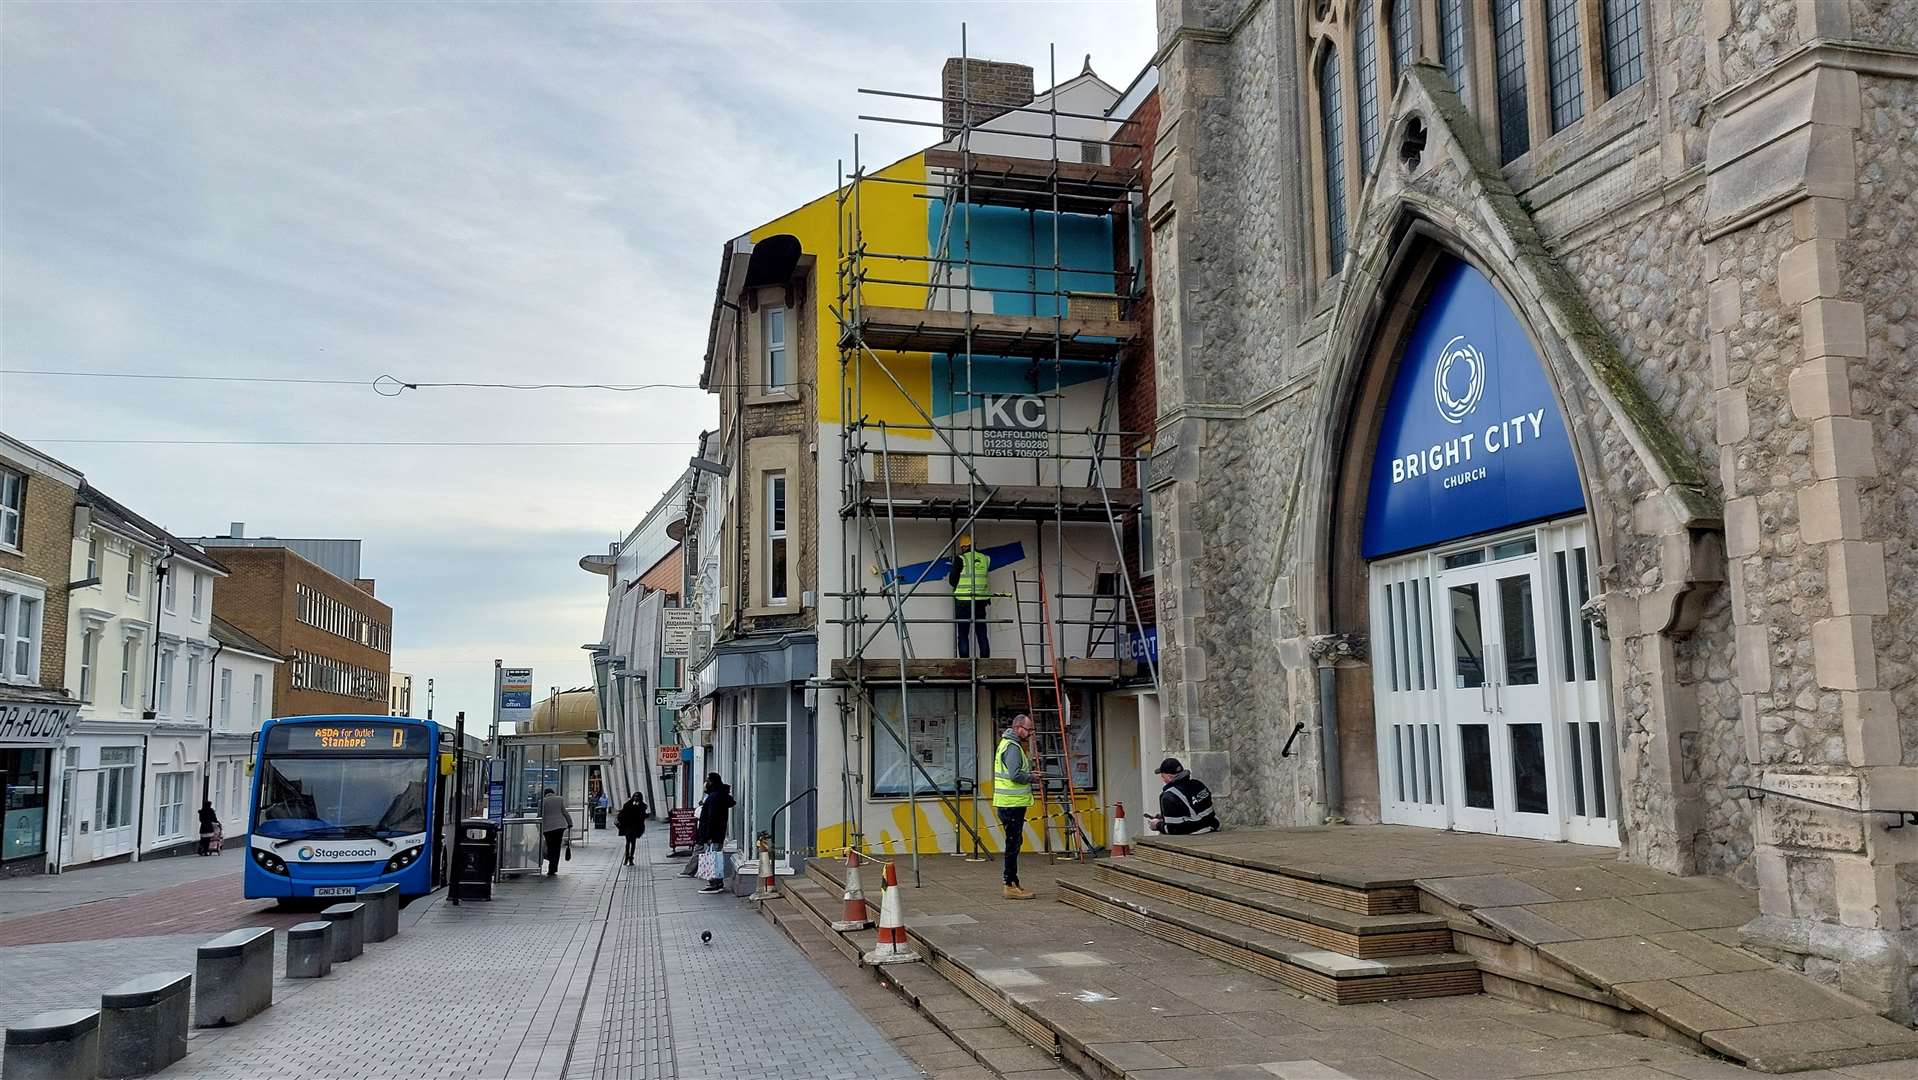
747 153 936 429
815 788 1111 858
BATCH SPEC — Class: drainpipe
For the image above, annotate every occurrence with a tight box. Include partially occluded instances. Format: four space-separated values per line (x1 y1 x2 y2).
202 639 224 806
1308 634 1363 824
1317 660 1343 824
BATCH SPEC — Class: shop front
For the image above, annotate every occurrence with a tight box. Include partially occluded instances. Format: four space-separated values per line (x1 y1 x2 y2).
0 688 78 875
696 631 815 869
1355 257 1618 845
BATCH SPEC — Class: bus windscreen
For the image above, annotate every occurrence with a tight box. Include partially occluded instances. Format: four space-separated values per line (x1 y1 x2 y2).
253 755 429 840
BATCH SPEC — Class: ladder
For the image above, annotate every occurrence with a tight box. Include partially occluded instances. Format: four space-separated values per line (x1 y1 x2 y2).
1084 564 1123 659
1012 566 1094 860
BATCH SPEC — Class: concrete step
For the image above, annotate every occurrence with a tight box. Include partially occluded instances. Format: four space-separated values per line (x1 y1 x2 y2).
1095 859 1455 959
1058 877 1481 1006
1131 838 1421 915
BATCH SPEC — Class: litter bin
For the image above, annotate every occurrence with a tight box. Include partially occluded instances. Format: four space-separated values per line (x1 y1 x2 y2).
452 819 498 901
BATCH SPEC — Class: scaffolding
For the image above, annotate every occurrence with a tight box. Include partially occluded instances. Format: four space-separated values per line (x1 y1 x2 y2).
828 32 1159 884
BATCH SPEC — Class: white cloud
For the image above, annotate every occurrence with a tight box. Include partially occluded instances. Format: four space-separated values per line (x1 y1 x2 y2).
0 0 1155 715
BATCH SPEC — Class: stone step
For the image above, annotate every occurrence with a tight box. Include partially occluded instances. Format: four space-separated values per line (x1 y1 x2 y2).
1094 859 1455 959
1132 838 1421 916
1058 877 1481 1006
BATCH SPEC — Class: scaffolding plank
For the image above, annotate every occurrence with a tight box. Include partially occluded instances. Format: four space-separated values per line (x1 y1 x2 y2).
846 305 1137 362
925 148 1136 213
848 482 1142 523
830 657 1137 683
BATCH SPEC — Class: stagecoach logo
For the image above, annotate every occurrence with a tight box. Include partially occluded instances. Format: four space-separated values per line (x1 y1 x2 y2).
1433 335 1487 424
295 846 377 860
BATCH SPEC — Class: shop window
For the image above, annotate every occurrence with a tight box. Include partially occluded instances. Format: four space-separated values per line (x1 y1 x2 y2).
96 748 137 830
1493 0 1531 163
1354 9 1382 174
1 749 50 860
1601 0 1644 94
993 688 1097 793
1545 0 1585 132
870 688 978 798
216 762 229 817
1318 47 1348 271
0 468 21 550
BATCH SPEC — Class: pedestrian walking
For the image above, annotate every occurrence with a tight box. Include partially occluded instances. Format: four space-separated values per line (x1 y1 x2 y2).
539 787 574 876
616 791 648 865
1145 757 1221 835
949 532 992 658
197 801 220 856
694 773 735 895
992 713 1041 899
593 790 610 830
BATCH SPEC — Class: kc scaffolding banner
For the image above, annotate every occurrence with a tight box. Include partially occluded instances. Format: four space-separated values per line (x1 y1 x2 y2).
981 393 1048 457
499 666 534 729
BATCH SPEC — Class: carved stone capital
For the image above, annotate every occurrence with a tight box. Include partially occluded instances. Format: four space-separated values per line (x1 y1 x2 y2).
1307 633 1368 664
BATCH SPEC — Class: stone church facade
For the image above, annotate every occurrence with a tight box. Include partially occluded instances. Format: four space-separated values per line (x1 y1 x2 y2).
1146 0 1917 1013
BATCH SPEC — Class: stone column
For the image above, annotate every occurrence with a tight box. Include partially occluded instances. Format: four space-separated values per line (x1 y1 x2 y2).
1700 28 1911 1016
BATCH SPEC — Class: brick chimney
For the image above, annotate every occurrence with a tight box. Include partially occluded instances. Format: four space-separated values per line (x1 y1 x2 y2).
941 58 1035 139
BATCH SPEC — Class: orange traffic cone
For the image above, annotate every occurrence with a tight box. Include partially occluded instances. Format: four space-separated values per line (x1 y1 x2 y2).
861 860 920 966
748 835 778 901
832 848 873 931
1110 802 1131 857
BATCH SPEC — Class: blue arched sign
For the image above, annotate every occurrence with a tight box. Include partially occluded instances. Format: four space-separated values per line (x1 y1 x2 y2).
1362 259 1584 559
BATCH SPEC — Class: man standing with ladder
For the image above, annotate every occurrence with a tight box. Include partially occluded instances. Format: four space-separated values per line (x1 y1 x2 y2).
993 713 1041 899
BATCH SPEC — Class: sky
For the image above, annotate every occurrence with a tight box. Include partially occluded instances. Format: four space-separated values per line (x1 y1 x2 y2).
0 1 1156 723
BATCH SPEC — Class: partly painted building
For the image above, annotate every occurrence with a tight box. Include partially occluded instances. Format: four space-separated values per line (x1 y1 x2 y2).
1148 0 1918 1016
696 56 1161 868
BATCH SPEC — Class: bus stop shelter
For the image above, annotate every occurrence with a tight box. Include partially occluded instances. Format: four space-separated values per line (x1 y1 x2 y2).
493 732 607 875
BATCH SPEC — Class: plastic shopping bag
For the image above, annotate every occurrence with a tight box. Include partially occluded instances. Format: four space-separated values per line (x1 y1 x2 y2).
696 848 718 879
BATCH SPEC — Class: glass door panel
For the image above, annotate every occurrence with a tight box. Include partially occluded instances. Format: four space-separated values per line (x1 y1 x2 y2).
1440 574 1497 832
1490 560 1559 838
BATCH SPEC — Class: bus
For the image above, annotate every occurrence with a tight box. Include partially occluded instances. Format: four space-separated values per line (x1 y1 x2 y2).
244 715 439 900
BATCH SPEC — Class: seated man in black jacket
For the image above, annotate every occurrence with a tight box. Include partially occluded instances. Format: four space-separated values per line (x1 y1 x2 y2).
1145 757 1221 835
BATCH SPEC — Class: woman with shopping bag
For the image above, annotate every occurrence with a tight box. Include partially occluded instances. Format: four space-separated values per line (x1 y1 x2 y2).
694 772 735 895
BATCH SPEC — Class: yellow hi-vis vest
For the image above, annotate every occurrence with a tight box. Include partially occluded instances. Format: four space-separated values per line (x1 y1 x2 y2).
992 735 1033 807
954 550 991 600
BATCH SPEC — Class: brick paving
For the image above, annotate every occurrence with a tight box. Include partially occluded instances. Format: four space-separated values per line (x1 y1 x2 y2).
0 847 245 919
1 829 929 1079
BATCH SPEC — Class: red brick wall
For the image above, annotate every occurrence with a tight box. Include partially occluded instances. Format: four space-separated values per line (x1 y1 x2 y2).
210 547 393 717
1113 88 1160 626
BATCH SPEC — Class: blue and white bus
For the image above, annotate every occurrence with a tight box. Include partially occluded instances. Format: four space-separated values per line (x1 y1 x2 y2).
245 715 439 901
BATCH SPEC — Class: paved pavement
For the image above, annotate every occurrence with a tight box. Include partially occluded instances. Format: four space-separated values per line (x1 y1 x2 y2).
0 829 925 1079
0 847 244 919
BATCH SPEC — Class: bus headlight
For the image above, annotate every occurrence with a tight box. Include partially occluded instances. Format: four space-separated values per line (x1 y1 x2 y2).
382 846 420 875
253 849 289 875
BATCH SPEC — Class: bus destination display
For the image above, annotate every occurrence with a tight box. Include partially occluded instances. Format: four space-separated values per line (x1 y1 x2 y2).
270 723 413 753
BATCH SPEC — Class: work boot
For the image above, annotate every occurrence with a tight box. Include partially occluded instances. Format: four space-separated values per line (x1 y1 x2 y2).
1003 883 1035 900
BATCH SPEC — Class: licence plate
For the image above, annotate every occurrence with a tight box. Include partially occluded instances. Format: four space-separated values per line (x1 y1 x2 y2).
312 886 356 897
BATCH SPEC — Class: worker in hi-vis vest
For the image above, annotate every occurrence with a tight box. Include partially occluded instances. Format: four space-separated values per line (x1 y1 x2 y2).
992 712 1041 900
948 533 993 659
